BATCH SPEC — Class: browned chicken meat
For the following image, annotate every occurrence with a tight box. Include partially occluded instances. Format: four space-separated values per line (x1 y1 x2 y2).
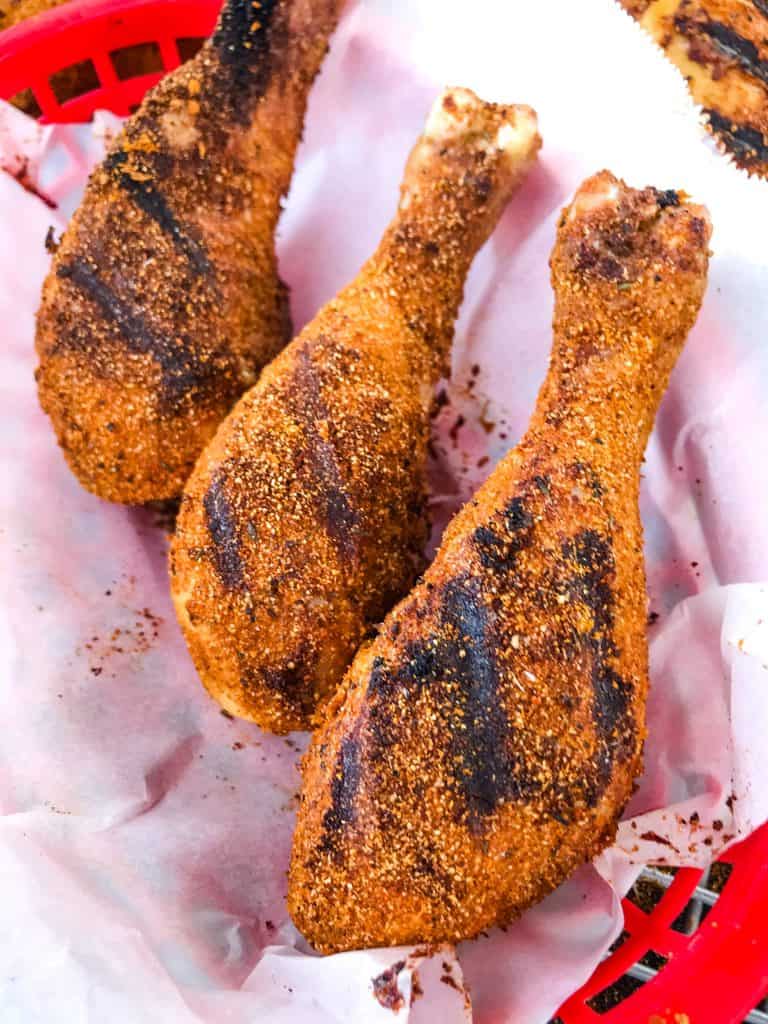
170 89 541 733
35 0 343 503
623 0 768 176
288 171 712 952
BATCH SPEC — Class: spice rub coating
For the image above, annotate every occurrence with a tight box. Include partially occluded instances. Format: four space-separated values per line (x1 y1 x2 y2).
170 89 541 733
625 0 768 175
35 0 343 503
289 171 711 952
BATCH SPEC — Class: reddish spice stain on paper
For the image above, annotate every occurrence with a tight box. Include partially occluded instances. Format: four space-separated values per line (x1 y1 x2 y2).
372 960 405 1012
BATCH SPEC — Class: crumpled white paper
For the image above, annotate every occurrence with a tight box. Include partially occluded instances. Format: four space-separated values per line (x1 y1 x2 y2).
1 1 767 1021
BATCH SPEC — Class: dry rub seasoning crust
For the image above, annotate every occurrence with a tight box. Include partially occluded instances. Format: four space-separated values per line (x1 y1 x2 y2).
622 0 768 176
0 0 67 27
288 171 711 953
35 0 343 503
170 90 541 733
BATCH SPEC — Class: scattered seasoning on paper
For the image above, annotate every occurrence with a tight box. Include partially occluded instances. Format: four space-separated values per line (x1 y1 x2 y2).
372 960 406 1012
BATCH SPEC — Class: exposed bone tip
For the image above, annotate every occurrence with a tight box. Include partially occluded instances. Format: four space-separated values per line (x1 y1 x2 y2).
424 88 539 159
567 171 711 237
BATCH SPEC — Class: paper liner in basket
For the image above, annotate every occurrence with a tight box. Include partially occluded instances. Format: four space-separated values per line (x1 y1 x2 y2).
1 1 767 1021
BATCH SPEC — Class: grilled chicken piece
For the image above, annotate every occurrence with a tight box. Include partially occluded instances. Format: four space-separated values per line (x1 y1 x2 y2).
1 0 68 28
170 89 541 733
35 0 343 504
622 0 768 176
289 171 711 953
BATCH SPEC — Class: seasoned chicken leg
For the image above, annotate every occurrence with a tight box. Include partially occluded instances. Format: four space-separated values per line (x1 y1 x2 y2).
35 0 343 503
289 172 711 952
622 0 768 176
170 89 541 733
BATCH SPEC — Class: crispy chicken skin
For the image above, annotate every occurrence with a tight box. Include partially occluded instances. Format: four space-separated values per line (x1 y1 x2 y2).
623 0 768 176
35 0 343 503
170 89 541 733
288 172 711 953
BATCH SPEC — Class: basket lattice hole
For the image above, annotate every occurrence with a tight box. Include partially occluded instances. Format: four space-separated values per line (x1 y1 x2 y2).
109 41 163 81
9 88 42 118
748 991 768 1024
49 59 100 104
640 949 669 971
659 861 733 934
176 36 205 63
694 861 733 928
627 870 670 916
586 949 669 1015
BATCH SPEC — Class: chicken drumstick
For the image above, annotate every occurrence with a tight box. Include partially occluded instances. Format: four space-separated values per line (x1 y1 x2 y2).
170 89 541 732
36 0 343 503
288 172 711 952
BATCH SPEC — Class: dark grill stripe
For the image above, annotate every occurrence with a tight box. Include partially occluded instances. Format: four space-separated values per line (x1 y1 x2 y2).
103 151 212 277
441 577 537 826
213 0 283 119
203 470 246 591
367 572 538 832
676 15 768 86
319 735 361 853
289 346 361 562
705 109 768 166
560 530 635 803
56 260 214 405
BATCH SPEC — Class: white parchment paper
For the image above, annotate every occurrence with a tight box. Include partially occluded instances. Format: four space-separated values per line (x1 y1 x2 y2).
1 1 767 1021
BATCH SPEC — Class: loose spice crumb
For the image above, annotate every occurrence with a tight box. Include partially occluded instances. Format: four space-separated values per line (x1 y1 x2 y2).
372 961 405 1012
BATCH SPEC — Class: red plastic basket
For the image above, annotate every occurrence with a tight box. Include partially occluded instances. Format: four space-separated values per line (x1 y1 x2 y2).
0 0 217 121
1 2 766 1021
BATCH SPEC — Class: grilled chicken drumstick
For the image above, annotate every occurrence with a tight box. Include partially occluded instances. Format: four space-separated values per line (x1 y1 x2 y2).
36 0 343 503
289 172 711 952
170 89 541 733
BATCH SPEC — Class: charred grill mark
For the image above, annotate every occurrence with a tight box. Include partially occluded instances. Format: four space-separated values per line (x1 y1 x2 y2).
203 470 246 590
570 461 604 499
441 577 537 826
254 637 317 717
262 663 306 697
56 260 216 404
472 497 533 572
367 574 537 832
472 526 509 572
319 735 361 853
237 635 317 717
505 496 533 532
291 347 361 561
698 20 768 86
652 188 680 210
704 109 768 166
103 151 212 277
213 0 283 119
560 530 635 803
